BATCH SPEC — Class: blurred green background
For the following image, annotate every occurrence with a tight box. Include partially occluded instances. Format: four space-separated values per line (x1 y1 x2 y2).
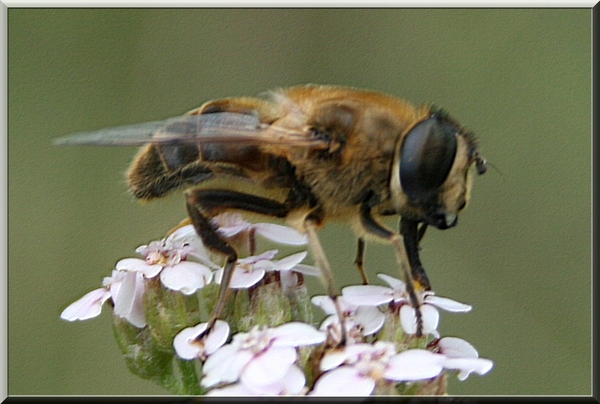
8 9 591 396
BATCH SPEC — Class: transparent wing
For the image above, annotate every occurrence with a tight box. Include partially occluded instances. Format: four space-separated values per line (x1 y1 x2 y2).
54 112 327 149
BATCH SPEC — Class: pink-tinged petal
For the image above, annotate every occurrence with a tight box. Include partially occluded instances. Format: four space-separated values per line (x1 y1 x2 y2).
60 288 111 321
111 271 146 328
253 223 308 245
385 349 444 381
229 267 265 289
166 224 197 241
217 223 248 238
342 285 394 306
202 345 254 388
272 251 308 271
438 337 479 358
239 250 278 264
241 346 297 387
116 257 162 278
212 212 249 235
291 264 320 276
270 322 327 347
377 273 406 291
127 274 146 327
311 366 375 396
425 295 472 312
355 306 385 336
160 262 212 295
420 304 440 336
443 357 494 380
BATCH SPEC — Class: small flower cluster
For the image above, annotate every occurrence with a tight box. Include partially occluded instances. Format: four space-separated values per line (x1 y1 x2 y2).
61 212 493 396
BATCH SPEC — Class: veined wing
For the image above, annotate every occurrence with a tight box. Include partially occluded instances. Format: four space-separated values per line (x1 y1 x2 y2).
54 112 327 149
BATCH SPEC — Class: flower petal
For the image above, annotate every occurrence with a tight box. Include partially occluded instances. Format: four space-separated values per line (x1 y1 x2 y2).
425 295 472 312
443 357 494 380
201 345 253 388
355 306 385 336
111 271 146 328
60 288 111 321
173 320 230 360
291 264 320 276
160 261 212 294
342 285 394 306
229 266 265 289
218 224 250 238
204 320 231 355
241 346 297 387
254 223 308 245
311 295 337 315
272 251 308 271
276 364 306 395
311 366 374 396
438 337 479 358
116 257 162 278
400 304 417 335
421 304 440 336
173 324 208 360
320 349 347 372
271 322 326 347
385 349 444 381
377 273 406 291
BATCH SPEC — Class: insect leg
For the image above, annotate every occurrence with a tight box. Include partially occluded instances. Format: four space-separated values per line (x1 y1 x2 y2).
354 238 369 285
359 203 425 337
186 189 289 331
303 219 347 345
400 218 431 291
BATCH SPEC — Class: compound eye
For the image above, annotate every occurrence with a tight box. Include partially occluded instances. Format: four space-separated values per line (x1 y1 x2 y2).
399 117 458 202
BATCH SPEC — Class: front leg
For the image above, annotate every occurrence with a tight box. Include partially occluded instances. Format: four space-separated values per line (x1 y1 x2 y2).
186 189 290 330
400 218 431 291
359 202 425 337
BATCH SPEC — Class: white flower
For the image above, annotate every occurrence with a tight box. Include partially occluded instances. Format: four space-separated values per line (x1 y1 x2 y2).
201 322 326 391
435 337 494 380
213 250 277 289
212 212 308 245
207 364 306 396
214 250 316 289
60 288 111 322
60 269 146 328
312 295 384 344
342 273 471 337
173 320 230 360
311 341 444 396
117 226 214 295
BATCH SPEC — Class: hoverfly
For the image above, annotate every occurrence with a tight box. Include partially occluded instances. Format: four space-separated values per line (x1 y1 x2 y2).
56 84 487 338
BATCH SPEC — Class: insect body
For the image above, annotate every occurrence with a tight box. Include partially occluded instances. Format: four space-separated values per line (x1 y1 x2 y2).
56 84 486 337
